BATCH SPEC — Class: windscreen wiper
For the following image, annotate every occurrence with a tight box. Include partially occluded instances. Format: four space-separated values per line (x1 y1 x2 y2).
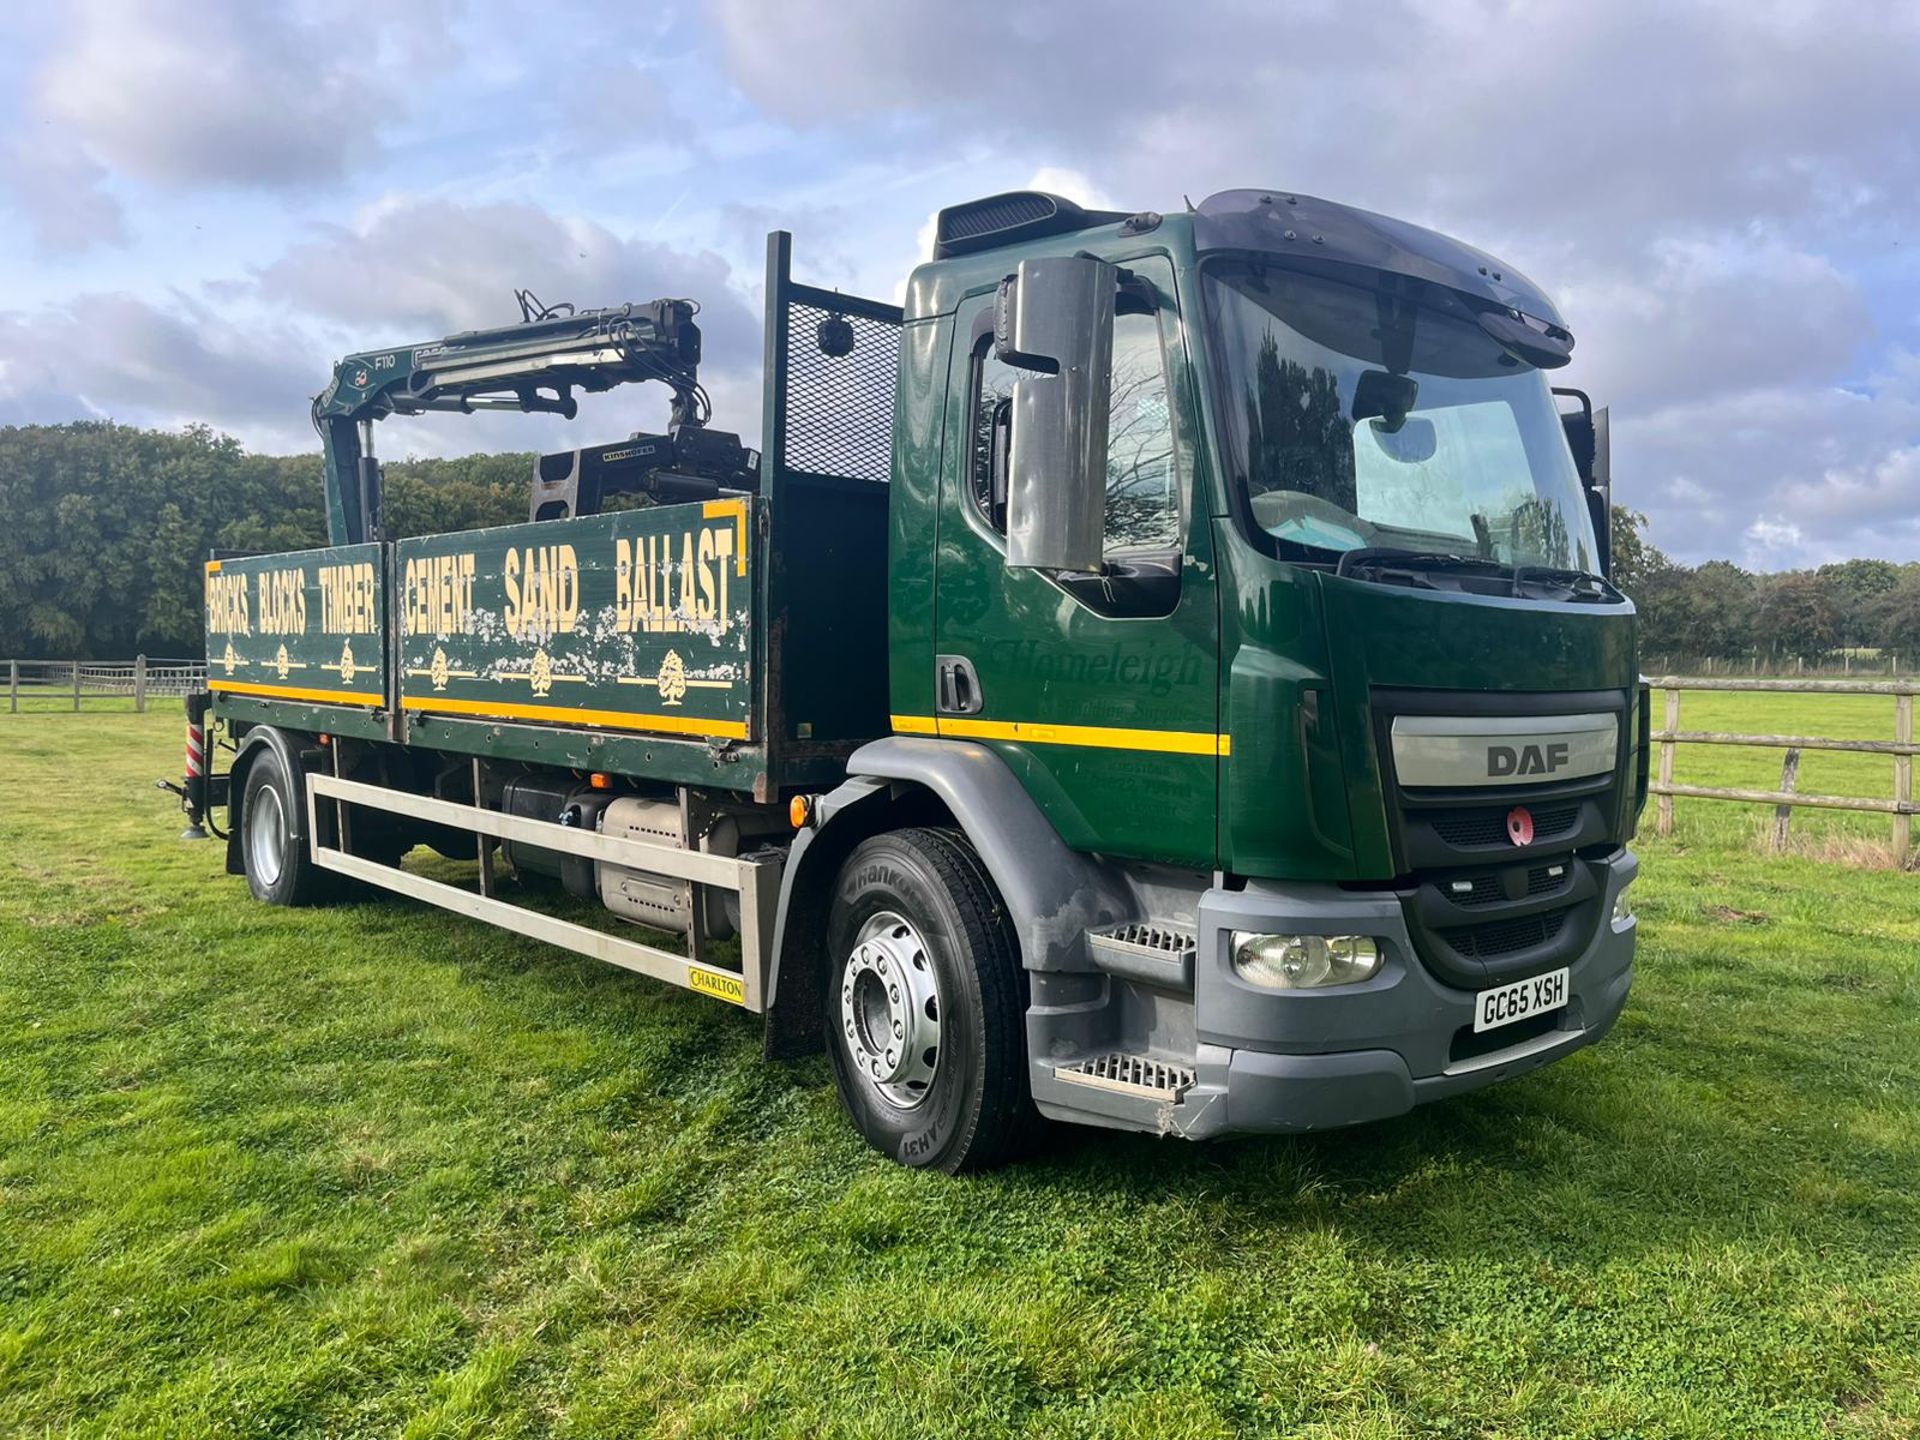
1510 565 1618 602
1334 547 1510 580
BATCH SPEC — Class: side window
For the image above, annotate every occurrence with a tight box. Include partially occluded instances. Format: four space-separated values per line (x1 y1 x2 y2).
969 305 1182 554
1106 310 1180 551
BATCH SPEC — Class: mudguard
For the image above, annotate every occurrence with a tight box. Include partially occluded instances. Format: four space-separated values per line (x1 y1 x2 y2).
764 736 1131 1056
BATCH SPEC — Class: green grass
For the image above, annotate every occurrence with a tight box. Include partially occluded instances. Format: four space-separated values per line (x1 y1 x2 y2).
2 705 1918 1438
5 694 151 714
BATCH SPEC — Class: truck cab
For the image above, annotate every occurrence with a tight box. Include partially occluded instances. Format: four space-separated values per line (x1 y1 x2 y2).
844 189 1644 1143
189 186 1644 1172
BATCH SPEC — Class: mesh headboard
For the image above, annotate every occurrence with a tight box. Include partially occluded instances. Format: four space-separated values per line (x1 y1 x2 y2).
763 233 903 485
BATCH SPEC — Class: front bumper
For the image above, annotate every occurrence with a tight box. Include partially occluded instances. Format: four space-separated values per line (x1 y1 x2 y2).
1167 849 1636 1138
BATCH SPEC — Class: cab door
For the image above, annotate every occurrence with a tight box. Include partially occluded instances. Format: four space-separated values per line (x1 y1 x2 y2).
928 253 1219 868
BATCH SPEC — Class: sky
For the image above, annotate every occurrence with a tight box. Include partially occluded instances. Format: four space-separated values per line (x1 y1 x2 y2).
0 0 1916 570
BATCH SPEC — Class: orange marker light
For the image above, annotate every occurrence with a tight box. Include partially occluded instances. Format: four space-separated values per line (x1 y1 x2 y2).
789 794 812 829
588 772 613 790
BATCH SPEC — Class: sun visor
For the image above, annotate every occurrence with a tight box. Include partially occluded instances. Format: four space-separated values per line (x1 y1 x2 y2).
1194 189 1573 348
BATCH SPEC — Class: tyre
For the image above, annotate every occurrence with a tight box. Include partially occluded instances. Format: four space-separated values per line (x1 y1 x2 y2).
824 827 1036 1172
240 747 328 906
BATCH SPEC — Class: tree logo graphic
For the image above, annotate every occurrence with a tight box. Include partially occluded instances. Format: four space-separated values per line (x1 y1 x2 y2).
657 650 687 706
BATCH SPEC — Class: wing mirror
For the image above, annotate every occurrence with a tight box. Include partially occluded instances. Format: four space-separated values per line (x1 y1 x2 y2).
993 255 1115 572
1554 387 1612 578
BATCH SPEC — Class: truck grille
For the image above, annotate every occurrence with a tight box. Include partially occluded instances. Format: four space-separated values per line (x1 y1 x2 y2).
1440 908 1568 959
1452 860 1574 908
1370 687 1630 990
1430 803 1579 849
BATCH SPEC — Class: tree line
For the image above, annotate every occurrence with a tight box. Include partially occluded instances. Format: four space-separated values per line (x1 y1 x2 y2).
0 422 532 659
1610 508 1919 664
2 420 1913 662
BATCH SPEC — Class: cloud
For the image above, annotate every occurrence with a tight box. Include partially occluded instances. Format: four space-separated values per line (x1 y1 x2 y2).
1623 354 1920 567
0 1 1914 570
711 1 1920 241
1 0 457 252
1743 515 1806 568
0 137 127 253
254 196 768 450
706 0 1920 568
257 196 760 358
0 292 318 446
1556 236 1872 416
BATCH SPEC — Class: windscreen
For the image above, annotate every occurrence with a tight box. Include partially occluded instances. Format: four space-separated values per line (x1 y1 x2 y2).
1204 261 1598 572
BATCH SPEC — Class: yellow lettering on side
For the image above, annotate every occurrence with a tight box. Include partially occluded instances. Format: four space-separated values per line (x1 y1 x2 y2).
615 538 634 630
713 528 733 631
678 531 695 628
557 544 579 633
504 548 522 637
697 528 716 622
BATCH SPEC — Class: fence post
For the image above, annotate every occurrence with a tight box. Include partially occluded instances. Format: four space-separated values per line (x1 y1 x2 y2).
1896 692 1913 865
1657 686 1679 837
134 654 147 713
72 660 81 711
1771 748 1801 854
7 659 15 714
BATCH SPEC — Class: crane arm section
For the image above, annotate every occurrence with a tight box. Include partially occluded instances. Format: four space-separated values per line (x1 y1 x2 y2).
312 298 708 545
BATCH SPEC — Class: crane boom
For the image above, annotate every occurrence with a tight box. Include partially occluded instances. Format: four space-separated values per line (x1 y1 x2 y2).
312 297 729 545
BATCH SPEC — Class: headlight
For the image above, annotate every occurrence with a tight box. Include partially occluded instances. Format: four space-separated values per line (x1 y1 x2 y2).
1612 885 1635 924
1231 933 1382 989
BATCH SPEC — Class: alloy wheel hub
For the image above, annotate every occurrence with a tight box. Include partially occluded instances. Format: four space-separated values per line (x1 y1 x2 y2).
840 910 941 1108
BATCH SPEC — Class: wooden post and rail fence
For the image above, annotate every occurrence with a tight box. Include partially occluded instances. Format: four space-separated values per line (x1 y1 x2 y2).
1651 675 1916 860
4 658 207 714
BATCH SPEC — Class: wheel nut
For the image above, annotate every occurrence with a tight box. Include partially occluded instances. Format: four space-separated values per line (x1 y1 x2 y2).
889 986 900 1003
893 1021 904 1038
886 1050 897 1067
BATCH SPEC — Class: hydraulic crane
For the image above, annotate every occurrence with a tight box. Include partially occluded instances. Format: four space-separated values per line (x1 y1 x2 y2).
311 294 757 546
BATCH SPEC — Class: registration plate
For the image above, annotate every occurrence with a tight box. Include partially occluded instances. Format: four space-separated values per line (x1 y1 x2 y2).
1473 966 1569 1034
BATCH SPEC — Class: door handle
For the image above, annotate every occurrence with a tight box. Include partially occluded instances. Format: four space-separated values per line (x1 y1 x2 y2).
935 654 983 715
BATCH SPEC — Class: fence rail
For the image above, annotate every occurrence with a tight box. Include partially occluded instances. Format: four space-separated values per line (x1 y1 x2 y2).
1644 652 1905 678
1649 674 1916 859
6 657 206 713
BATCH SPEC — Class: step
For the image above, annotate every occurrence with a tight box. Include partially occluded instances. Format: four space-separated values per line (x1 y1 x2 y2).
1053 1051 1197 1103
1085 921 1196 988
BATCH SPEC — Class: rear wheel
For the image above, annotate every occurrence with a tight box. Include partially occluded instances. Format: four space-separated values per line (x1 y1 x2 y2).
241 748 328 906
824 827 1036 1172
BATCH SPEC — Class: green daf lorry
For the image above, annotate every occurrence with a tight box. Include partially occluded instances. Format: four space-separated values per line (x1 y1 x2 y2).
177 189 1648 1171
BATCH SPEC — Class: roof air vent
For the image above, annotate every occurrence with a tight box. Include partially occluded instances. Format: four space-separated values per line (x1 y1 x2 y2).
931 191 1129 260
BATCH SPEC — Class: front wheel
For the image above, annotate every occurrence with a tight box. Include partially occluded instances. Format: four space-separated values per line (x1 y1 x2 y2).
824 827 1036 1172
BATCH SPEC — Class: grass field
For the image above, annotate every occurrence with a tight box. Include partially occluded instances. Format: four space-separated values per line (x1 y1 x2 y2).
1 704 1917 1438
